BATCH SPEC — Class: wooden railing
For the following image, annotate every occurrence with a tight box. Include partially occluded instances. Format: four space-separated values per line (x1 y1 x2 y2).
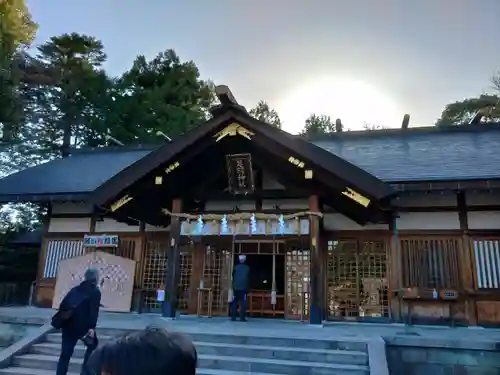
247 290 285 317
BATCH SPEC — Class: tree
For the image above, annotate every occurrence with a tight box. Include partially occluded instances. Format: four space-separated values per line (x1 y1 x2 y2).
0 0 37 50
435 94 500 126
435 71 500 126
249 100 281 128
107 50 216 143
300 114 340 138
0 0 38 143
27 33 111 155
492 71 500 93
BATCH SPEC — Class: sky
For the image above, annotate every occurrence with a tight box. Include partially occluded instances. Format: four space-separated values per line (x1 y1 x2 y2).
27 0 500 134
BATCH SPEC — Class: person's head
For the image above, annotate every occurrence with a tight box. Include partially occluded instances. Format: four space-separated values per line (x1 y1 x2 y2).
88 327 197 375
239 254 246 263
84 268 99 286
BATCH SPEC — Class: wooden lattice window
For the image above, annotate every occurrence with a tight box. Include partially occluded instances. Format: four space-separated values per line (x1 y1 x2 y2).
286 248 310 319
326 239 388 319
400 237 460 289
177 250 193 310
142 241 168 312
141 241 193 312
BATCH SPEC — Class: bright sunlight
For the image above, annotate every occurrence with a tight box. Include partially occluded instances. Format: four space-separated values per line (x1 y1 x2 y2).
276 77 403 134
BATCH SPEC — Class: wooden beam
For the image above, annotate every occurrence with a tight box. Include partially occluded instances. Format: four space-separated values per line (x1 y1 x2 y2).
185 189 306 201
391 180 500 192
395 205 500 212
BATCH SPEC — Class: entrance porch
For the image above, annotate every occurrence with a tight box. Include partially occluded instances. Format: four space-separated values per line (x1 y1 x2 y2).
87 87 395 324
140 236 311 321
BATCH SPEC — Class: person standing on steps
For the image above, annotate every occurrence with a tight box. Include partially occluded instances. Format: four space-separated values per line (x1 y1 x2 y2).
231 254 250 322
55 268 101 375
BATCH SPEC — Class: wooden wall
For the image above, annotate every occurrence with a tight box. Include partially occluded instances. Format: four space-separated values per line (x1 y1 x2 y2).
37 193 500 325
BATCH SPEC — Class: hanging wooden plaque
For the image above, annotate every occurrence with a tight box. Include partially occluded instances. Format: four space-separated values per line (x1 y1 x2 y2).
226 153 255 195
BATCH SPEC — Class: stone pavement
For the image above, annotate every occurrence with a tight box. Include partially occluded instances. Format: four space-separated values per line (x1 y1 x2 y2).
0 306 499 347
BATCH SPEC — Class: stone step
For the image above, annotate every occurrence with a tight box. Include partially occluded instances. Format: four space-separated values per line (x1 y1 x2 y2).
0 367 335 375
46 333 113 345
12 353 369 375
46 331 368 352
32 341 368 366
0 368 289 375
0 369 79 375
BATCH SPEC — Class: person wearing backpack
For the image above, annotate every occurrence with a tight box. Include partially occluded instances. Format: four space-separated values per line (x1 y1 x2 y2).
55 268 101 375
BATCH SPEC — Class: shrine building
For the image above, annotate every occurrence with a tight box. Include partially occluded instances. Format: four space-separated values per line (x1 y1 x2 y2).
0 86 500 326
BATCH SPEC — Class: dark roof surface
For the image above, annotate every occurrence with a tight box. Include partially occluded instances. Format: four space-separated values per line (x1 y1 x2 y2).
89 108 394 207
313 127 500 182
0 147 152 201
0 124 500 201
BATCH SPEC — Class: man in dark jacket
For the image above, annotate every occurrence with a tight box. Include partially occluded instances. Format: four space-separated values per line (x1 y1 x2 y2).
56 268 101 375
231 255 250 322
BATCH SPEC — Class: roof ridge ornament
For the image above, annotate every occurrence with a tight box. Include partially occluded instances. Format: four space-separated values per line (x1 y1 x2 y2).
210 85 248 117
213 123 254 142
215 85 239 106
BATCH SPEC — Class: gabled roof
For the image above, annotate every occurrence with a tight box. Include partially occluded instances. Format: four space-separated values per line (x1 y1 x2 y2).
0 122 500 203
89 106 395 208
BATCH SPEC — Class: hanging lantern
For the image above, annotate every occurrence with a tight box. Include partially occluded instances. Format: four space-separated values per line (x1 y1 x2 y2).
294 217 300 233
196 215 204 234
279 214 285 234
221 215 228 234
250 214 257 233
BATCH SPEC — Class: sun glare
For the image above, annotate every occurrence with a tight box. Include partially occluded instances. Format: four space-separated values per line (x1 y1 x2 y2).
276 77 402 134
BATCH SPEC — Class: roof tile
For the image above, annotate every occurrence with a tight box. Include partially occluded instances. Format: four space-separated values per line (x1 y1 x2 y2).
1 127 499 200
313 129 500 182
0 149 152 198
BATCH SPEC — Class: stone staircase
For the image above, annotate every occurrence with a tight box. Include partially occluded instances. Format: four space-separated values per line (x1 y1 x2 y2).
0 328 371 375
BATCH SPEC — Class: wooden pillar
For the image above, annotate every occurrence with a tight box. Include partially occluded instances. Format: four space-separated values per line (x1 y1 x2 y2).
308 195 322 324
35 204 52 306
388 212 403 322
163 198 182 318
188 243 205 314
457 191 477 325
36 204 52 282
89 209 98 233
133 221 146 312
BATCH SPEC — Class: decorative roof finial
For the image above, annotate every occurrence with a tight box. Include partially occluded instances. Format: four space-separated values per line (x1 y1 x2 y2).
210 85 248 117
402 114 410 129
215 85 239 106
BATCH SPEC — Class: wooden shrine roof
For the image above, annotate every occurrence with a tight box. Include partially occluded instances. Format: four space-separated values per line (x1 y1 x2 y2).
0 119 500 204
